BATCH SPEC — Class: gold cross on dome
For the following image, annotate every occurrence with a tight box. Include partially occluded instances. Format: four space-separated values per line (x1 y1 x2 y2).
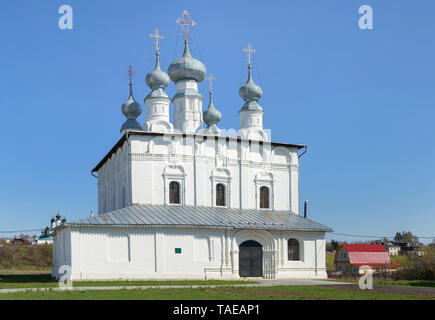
243 43 256 68
205 73 216 93
150 28 164 53
176 9 196 41
124 65 136 87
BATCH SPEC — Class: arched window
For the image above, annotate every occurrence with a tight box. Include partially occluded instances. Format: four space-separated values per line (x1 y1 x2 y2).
216 184 225 206
288 239 300 261
169 181 180 204
260 186 269 208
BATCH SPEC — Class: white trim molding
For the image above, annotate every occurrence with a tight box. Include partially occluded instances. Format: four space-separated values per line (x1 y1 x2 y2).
162 163 186 205
254 171 275 210
210 168 232 208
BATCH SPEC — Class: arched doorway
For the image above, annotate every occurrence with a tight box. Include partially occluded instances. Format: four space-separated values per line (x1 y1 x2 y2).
239 240 263 277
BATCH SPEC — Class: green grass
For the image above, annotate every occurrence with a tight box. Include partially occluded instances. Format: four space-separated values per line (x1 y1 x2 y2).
0 273 56 289
390 255 411 267
326 251 335 272
0 285 433 300
325 278 435 288
0 271 255 289
73 279 254 287
373 280 435 288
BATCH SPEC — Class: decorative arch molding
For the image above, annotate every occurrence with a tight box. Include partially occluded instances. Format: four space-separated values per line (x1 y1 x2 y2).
147 136 176 154
162 163 186 205
254 171 275 210
144 120 173 134
210 168 232 208
237 128 269 142
194 232 215 262
285 234 305 262
234 229 275 251
234 229 277 279
271 146 293 165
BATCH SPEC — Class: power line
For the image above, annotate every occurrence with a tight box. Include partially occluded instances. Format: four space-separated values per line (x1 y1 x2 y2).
331 232 435 239
0 228 44 234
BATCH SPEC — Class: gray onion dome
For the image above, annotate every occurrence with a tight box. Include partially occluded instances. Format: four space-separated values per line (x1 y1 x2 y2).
168 41 206 82
121 86 142 131
239 67 263 101
203 93 221 128
146 53 170 89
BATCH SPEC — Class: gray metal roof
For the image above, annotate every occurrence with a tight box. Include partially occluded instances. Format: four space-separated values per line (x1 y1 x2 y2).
65 204 332 232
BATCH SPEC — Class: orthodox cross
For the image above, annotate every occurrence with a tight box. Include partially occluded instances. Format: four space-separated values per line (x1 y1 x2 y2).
176 9 196 41
205 73 216 94
150 28 164 54
243 43 256 68
124 65 136 87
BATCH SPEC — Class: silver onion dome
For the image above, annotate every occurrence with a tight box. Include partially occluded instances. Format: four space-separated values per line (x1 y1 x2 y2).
146 53 170 89
239 66 263 102
203 92 221 128
168 41 206 82
121 85 142 131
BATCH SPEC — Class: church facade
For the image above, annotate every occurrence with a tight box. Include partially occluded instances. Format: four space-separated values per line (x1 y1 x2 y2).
52 11 331 281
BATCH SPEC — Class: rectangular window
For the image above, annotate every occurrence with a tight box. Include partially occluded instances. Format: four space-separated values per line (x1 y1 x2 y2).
175 248 182 254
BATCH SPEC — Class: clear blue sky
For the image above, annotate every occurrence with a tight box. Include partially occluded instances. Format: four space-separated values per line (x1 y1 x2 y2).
0 0 434 243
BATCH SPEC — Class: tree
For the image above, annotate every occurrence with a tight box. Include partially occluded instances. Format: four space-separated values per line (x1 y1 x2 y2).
331 239 339 250
394 231 419 244
394 232 403 241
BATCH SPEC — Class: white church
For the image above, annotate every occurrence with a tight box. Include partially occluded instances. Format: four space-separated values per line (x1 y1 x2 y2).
52 10 331 281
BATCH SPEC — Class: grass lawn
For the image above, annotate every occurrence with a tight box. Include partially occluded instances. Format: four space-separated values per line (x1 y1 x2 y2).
0 270 255 289
373 280 435 288
0 285 434 300
326 278 435 288
326 251 335 272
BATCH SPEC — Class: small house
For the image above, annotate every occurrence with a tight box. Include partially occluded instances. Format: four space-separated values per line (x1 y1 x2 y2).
334 244 391 275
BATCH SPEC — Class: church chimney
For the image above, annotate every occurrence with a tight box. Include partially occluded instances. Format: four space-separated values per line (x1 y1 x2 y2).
304 200 308 219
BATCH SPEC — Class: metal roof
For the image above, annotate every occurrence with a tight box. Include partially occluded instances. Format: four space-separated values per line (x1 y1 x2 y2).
64 204 332 232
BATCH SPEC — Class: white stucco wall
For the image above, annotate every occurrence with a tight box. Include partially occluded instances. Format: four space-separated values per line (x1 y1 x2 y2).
53 226 326 281
97 134 300 214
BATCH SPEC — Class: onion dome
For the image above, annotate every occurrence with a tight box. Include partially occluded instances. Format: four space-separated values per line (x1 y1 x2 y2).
239 66 263 102
121 85 142 132
146 53 170 89
168 41 206 82
203 92 221 128
238 66 264 113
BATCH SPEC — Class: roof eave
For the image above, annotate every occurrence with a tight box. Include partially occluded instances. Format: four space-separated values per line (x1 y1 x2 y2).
91 131 307 173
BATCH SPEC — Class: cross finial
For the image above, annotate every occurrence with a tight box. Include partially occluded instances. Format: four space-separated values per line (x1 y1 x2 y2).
150 28 164 54
243 43 256 69
176 9 196 42
124 65 136 87
205 73 216 94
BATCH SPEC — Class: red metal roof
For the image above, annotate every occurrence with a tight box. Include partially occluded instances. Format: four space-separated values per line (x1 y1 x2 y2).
352 262 401 268
348 252 391 265
342 243 387 252
341 244 391 266
352 263 389 268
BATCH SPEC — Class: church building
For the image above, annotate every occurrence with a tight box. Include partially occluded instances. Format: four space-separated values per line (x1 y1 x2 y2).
52 10 331 281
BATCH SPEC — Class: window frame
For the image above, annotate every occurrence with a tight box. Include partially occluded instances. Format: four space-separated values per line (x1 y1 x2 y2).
169 181 181 204
259 186 270 209
287 238 300 261
216 183 226 207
